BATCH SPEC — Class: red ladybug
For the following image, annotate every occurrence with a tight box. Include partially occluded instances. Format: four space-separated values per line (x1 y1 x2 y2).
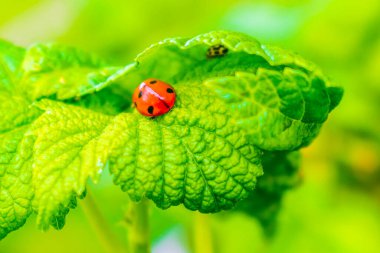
132 78 176 117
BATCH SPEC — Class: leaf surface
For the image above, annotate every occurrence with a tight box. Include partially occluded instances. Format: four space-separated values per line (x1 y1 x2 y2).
21 43 135 100
116 31 343 150
0 40 25 92
0 93 40 239
30 85 262 222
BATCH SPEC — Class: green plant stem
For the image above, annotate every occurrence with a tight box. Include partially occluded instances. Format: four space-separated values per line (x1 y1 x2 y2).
81 190 126 253
193 212 214 253
125 199 150 253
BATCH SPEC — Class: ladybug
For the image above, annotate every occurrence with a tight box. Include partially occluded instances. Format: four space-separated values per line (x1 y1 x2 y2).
207 44 228 58
132 78 176 117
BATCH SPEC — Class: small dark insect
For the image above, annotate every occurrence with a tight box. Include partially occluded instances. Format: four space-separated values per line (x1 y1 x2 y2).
207 44 228 58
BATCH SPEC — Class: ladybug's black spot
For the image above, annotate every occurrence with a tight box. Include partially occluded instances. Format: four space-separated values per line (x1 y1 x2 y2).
150 80 157 84
138 91 142 98
166 88 174 93
148 106 154 114
134 102 137 108
222 48 228 54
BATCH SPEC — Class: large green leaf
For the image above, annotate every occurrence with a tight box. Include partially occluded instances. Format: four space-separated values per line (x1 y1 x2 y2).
0 40 144 236
29 84 262 228
107 85 262 212
0 31 343 238
115 30 343 150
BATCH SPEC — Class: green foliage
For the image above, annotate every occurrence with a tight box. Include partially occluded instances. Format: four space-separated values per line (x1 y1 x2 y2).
205 71 328 150
107 85 262 213
30 100 112 229
0 31 342 239
236 151 301 235
120 31 342 150
0 40 25 92
68 86 133 115
0 93 40 239
21 43 133 100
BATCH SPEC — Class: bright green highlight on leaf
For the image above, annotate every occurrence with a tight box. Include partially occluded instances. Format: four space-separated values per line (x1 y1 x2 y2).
0 30 342 239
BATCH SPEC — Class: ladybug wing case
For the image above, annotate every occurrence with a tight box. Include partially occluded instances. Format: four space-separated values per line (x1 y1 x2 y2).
133 80 176 117
153 83 176 108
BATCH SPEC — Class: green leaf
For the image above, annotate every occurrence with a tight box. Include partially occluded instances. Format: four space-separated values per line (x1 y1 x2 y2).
115 30 342 150
0 40 25 92
21 43 135 100
0 30 343 235
235 151 301 236
0 93 40 239
205 69 331 150
107 85 262 212
30 84 262 226
29 99 112 229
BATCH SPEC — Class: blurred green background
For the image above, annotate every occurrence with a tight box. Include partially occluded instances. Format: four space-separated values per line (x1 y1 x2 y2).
1 0 379 252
